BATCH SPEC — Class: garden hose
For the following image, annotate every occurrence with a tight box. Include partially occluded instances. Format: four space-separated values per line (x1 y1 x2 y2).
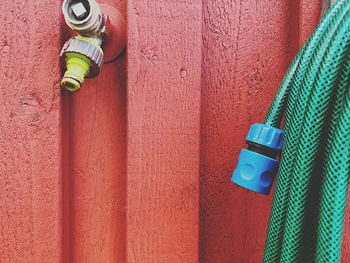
231 0 350 262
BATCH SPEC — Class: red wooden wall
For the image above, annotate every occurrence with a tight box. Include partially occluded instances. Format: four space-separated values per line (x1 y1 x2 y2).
0 1 62 262
1 0 349 262
200 1 321 262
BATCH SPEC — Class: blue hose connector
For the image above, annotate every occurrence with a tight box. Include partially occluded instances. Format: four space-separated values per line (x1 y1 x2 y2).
231 124 283 194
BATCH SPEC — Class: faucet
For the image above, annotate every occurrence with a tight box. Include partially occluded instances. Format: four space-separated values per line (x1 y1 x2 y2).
60 0 126 91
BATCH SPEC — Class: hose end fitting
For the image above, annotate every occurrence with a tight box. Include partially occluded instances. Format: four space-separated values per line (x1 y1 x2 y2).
60 36 103 91
231 124 283 194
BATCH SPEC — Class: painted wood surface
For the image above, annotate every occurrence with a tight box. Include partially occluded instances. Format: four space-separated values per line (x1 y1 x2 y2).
0 0 62 262
2 0 350 262
126 0 202 262
200 0 322 262
66 0 127 262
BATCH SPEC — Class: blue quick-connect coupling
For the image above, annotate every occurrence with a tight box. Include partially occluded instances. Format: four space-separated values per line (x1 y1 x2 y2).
231 123 283 194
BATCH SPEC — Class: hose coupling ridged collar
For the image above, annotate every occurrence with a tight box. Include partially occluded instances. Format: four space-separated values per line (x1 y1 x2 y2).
246 124 283 151
60 37 103 77
60 36 104 91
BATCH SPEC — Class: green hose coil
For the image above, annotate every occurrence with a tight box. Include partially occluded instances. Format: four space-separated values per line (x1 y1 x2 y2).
262 0 350 262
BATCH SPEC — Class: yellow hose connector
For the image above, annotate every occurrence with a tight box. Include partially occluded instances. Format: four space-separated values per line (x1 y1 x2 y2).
60 36 103 91
61 53 90 91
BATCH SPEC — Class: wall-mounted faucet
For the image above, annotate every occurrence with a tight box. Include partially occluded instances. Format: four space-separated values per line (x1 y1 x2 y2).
60 0 126 91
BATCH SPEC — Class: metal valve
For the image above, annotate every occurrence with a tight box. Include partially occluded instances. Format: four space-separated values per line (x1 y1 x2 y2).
60 0 126 91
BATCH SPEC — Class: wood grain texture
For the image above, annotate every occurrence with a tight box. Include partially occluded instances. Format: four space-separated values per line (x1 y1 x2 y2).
342 183 350 263
299 0 321 48
0 0 62 262
342 204 350 263
127 0 202 262
66 0 127 262
200 0 321 262
2 1 350 263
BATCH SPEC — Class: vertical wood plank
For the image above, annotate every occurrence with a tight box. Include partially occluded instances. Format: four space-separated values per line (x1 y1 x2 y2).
200 0 320 262
68 1 127 262
342 195 350 262
288 0 321 65
299 0 321 48
127 0 202 262
0 0 62 262
342 205 350 262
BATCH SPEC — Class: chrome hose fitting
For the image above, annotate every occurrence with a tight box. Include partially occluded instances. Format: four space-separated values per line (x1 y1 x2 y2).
62 0 106 44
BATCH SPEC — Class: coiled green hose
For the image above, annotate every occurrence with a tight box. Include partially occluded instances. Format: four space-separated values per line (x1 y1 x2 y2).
262 0 350 262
